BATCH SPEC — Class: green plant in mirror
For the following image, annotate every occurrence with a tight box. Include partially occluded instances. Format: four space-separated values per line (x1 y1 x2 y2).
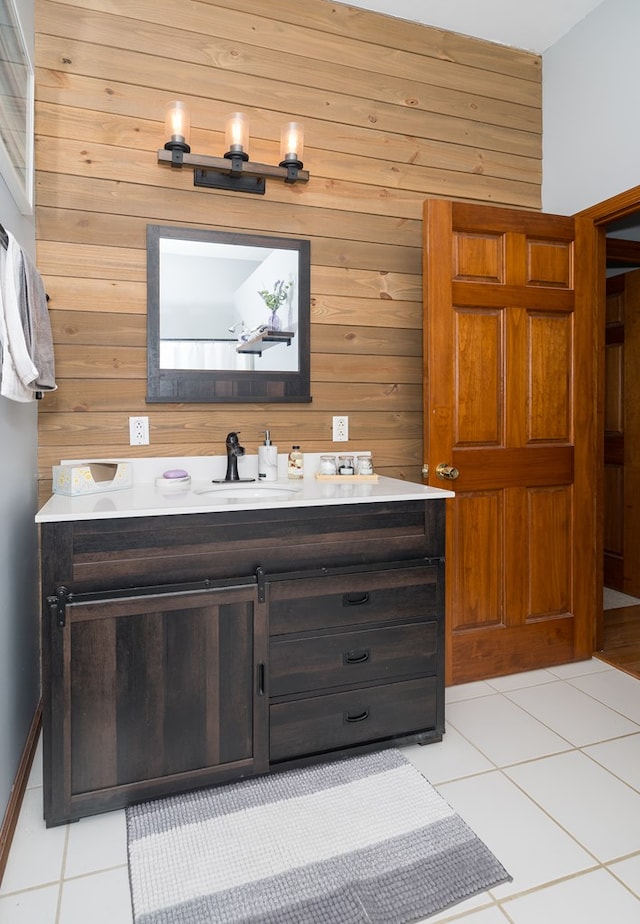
258 279 289 313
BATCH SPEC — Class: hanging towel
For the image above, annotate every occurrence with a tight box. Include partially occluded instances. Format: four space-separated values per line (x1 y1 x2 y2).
21 248 56 392
0 230 56 401
0 236 39 401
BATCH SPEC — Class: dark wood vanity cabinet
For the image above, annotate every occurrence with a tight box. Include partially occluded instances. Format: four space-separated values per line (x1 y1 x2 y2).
40 499 445 826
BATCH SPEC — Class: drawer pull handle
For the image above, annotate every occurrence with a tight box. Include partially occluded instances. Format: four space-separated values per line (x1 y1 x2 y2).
343 592 370 607
345 709 369 723
344 649 370 665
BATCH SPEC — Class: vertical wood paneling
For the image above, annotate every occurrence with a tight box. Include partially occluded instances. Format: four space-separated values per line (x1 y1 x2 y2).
34 0 541 497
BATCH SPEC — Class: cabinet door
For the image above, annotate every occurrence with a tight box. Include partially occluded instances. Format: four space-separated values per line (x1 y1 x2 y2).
45 583 267 825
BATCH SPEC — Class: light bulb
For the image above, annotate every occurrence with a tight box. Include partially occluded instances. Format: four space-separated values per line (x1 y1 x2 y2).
280 122 304 165
164 101 191 151
225 112 249 157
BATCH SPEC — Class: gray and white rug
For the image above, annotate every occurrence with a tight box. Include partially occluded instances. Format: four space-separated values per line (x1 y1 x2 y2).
126 748 511 924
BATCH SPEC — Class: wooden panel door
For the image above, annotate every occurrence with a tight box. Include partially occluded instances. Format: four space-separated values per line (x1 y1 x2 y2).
623 271 640 596
604 274 625 589
423 200 597 684
604 268 640 596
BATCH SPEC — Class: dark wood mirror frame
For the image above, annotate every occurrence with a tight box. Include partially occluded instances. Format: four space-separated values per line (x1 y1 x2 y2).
146 225 312 404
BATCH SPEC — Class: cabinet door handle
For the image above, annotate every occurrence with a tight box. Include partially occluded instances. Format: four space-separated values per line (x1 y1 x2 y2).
343 649 370 665
344 709 369 723
343 592 370 607
257 663 265 696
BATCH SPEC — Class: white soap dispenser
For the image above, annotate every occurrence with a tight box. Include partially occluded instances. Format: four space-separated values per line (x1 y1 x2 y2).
258 430 278 481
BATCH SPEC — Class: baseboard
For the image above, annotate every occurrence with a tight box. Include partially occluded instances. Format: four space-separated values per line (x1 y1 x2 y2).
0 701 42 886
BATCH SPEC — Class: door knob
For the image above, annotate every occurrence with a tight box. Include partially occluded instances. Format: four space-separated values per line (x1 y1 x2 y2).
436 463 460 481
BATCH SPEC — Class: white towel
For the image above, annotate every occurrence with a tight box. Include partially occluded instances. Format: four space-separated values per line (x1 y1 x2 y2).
0 231 52 402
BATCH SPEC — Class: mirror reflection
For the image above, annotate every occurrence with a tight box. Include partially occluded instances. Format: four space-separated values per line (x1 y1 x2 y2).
158 238 300 373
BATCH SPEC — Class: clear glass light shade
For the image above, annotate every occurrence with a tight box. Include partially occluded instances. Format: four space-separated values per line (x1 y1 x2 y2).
280 122 304 164
164 101 191 147
225 112 249 155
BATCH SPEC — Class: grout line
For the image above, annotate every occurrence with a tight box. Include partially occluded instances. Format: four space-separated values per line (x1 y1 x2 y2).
54 823 70 924
577 739 640 797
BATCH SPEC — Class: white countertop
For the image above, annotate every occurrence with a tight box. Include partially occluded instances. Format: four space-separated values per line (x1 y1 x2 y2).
36 454 454 523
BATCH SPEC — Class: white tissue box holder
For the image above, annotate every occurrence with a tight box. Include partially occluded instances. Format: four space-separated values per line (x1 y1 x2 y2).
52 461 133 496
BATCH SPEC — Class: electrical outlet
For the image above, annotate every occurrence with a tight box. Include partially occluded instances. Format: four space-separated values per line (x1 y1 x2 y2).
332 415 349 442
129 416 150 446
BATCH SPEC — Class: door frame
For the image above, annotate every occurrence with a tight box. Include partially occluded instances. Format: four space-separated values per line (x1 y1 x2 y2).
576 183 640 651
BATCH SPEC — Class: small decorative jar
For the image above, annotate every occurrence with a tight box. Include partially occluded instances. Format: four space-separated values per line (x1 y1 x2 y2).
356 455 374 475
318 455 337 475
337 455 355 475
287 446 304 479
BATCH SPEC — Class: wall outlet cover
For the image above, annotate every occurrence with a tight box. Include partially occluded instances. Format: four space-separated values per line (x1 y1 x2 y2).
129 416 150 445
332 415 349 441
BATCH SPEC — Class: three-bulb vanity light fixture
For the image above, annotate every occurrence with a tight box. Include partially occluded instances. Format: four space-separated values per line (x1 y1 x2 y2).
157 101 310 195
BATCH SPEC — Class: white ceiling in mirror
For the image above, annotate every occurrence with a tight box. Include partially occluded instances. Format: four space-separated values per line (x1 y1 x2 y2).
334 0 607 52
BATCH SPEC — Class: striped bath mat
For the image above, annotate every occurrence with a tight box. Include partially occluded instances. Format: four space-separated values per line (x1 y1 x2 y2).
126 749 510 923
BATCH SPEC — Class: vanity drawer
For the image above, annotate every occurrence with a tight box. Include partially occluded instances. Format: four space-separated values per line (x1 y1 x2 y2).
269 563 440 636
270 676 437 762
270 620 437 696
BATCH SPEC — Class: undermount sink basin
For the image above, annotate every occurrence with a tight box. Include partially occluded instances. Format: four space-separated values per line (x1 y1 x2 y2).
193 485 299 501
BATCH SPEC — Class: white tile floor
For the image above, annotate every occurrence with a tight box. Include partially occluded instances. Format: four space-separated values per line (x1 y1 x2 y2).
2 658 640 923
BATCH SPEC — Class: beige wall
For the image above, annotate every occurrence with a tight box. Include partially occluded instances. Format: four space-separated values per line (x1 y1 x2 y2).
34 0 541 499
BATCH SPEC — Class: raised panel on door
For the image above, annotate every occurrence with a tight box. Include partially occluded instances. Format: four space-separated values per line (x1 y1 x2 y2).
527 313 572 442
424 199 596 683
447 491 503 631
526 486 572 618
454 309 503 446
525 239 573 288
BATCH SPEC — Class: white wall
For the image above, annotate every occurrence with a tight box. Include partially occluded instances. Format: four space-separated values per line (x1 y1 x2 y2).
542 0 640 215
0 0 40 841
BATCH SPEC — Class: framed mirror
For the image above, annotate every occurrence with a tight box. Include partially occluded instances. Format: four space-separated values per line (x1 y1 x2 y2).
146 225 311 403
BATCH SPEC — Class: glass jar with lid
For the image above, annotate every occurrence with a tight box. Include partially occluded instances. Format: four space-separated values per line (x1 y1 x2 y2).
356 455 374 475
337 455 355 475
318 454 337 475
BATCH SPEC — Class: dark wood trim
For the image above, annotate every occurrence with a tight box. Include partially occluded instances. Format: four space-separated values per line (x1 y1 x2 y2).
0 702 42 886
606 237 640 267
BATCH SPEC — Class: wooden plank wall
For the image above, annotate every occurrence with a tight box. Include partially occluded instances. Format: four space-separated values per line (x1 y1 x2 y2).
34 0 541 501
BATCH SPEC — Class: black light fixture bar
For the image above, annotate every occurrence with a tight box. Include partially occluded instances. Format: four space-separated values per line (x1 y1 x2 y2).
158 104 309 195
157 148 309 195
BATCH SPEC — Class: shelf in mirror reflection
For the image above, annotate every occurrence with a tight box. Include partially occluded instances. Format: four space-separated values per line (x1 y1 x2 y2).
236 330 294 356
